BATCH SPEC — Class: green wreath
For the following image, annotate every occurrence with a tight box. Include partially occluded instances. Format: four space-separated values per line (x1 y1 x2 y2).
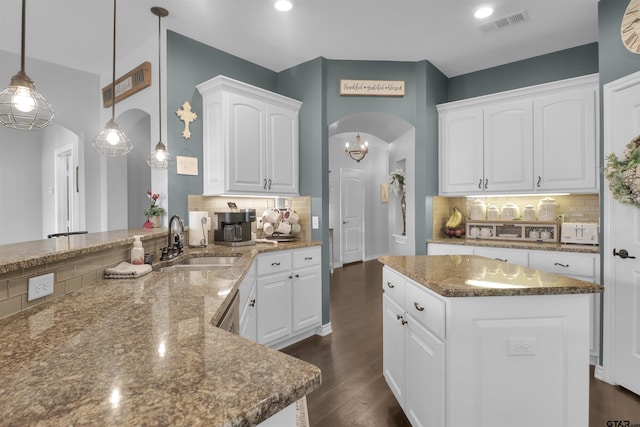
605 135 640 208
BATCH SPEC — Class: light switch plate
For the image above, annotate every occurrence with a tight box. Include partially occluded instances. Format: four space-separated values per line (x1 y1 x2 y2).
312 216 319 229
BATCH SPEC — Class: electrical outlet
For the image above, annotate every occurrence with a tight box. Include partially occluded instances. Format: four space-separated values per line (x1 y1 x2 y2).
28 273 54 301
508 337 536 356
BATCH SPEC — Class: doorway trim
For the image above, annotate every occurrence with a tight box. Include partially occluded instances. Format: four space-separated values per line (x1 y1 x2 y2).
54 143 79 235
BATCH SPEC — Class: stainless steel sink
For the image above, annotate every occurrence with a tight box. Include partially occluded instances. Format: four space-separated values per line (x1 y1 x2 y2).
160 255 239 272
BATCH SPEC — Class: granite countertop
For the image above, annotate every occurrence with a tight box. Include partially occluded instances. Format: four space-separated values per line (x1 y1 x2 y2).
428 237 600 254
0 239 322 426
378 255 603 297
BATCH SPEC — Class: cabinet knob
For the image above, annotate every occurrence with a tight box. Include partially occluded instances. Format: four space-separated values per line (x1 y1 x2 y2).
249 298 256 307
401 319 408 326
386 281 395 289
295 274 300 278
396 314 403 320
414 302 425 312
288 275 293 279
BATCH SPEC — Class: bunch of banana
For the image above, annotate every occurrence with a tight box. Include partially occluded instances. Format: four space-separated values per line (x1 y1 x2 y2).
445 207 464 229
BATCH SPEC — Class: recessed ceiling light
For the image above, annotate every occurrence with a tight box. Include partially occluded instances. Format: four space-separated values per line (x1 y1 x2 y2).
474 6 494 19
274 0 294 12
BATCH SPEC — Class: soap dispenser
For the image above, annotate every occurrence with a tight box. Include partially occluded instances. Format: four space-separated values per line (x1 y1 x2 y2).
131 235 144 265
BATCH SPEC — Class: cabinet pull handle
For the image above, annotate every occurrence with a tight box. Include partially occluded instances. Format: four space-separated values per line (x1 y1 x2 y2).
554 262 569 268
268 178 272 189
401 319 408 325
249 298 256 307
305 256 313 260
271 262 281 266
478 179 483 189
537 176 542 187
495 258 507 262
386 281 395 289
484 179 488 190
396 314 403 320
414 302 425 312
263 179 267 189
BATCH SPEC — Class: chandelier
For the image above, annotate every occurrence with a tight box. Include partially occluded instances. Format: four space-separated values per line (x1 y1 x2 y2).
345 133 369 163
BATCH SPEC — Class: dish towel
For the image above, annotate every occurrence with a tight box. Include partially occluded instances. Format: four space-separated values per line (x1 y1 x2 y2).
104 262 152 279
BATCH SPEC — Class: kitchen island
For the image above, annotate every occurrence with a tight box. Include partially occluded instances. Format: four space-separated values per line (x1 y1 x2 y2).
0 236 322 426
378 254 602 427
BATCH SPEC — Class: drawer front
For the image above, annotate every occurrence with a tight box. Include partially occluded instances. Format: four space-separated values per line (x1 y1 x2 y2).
405 279 446 339
382 266 406 306
529 251 597 279
292 247 321 269
257 251 292 275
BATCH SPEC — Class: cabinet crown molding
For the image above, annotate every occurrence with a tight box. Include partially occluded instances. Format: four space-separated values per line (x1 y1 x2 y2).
197 75 302 110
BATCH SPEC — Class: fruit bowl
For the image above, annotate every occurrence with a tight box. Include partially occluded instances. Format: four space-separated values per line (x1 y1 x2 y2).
443 227 465 238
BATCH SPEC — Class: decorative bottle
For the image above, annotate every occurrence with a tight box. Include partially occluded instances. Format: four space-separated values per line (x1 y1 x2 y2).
131 235 144 265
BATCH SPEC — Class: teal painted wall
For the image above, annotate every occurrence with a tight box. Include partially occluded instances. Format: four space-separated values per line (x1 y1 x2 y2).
166 31 277 220
277 58 330 323
448 43 599 101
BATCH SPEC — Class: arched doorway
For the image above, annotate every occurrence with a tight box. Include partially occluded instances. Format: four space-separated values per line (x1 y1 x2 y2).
328 112 415 269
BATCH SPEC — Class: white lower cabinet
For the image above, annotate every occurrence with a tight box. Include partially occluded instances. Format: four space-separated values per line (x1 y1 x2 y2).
243 247 322 349
428 242 601 362
383 265 591 427
382 268 445 427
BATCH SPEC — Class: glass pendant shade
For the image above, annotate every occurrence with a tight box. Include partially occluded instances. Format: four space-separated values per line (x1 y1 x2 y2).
147 141 175 169
0 0 55 131
92 118 133 156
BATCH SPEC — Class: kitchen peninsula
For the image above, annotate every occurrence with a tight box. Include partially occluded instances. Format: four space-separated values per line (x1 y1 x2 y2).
378 254 602 427
0 230 322 426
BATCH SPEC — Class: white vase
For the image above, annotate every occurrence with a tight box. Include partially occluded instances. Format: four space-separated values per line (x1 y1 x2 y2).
149 216 161 228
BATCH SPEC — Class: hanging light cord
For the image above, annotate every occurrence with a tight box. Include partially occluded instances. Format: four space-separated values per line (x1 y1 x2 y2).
110 0 117 121
157 10 162 144
20 0 26 73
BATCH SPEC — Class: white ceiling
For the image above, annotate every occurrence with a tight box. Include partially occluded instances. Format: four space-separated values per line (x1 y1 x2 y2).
0 0 598 78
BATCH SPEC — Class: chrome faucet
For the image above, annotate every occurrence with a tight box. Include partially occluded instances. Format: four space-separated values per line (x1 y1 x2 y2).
162 215 184 260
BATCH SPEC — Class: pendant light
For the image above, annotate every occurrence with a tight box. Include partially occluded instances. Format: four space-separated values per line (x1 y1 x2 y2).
147 6 174 169
0 0 55 130
91 0 132 156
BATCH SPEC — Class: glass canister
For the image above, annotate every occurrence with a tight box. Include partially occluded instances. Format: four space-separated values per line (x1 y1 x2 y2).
487 204 500 220
469 199 487 220
537 197 558 221
522 205 536 221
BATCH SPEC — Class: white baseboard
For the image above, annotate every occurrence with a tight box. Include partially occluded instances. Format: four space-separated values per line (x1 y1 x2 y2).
316 322 332 336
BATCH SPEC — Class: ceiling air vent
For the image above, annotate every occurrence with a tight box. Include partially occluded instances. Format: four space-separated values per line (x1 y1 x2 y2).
102 62 151 108
478 10 530 33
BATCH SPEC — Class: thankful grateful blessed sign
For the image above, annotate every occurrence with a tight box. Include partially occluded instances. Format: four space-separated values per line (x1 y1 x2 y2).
340 79 405 96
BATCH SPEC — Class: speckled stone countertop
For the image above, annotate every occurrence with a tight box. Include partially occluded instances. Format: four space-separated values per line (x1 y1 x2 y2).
0 239 322 426
378 255 603 297
428 237 600 253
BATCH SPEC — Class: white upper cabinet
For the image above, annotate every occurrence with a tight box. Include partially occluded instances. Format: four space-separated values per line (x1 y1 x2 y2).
533 86 598 193
197 75 302 196
438 74 598 196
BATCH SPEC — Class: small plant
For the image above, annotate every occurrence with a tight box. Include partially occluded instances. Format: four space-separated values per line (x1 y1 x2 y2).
144 190 166 218
387 169 406 197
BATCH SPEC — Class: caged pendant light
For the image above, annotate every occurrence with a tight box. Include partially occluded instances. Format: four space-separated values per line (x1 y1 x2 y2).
0 0 55 130
146 6 174 169
92 0 132 156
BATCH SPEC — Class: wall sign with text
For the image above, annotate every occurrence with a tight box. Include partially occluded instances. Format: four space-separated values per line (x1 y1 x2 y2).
340 79 405 96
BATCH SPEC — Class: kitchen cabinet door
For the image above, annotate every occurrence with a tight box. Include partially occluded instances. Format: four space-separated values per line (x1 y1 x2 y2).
292 264 321 332
405 315 445 427
439 107 484 195
383 294 406 408
239 263 258 342
533 86 598 193
483 100 534 192
257 272 293 345
266 104 299 195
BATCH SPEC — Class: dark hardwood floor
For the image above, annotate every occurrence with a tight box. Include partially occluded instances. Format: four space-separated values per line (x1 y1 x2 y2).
282 260 640 427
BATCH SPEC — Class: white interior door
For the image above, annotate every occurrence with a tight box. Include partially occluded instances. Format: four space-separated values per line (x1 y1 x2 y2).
341 168 364 264
54 145 78 235
603 71 640 395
